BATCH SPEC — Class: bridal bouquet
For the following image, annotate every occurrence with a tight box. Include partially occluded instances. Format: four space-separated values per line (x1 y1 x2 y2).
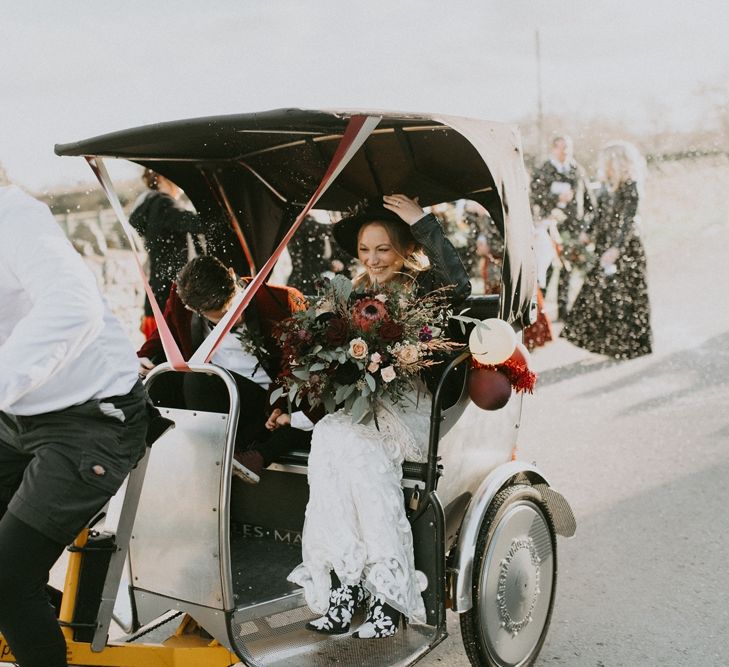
271 275 462 424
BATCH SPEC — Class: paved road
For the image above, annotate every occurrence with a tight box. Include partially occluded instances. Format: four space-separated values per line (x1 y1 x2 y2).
422 218 729 665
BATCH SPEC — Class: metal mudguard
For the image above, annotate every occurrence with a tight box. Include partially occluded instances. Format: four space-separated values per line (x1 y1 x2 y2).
450 461 576 613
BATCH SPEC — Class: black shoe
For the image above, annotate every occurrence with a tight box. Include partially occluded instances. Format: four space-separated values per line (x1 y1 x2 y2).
232 449 264 484
353 595 401 639
305 573 367 635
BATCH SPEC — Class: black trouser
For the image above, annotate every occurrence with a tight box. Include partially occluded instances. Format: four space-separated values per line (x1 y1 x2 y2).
257 424 312 466
183 371 270 450
0 383 148 667
183 372 312 464
545 264 571 316
0 513 67 667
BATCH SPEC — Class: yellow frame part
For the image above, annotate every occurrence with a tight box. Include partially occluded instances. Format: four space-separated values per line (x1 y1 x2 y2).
1 636 239 666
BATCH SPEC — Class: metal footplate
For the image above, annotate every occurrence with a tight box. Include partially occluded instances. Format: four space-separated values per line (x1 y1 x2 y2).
229 602 443 667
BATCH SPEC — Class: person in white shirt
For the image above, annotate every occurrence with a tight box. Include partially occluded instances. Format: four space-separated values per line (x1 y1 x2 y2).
0 183 149 667
137 255 316 484
530 135 595 320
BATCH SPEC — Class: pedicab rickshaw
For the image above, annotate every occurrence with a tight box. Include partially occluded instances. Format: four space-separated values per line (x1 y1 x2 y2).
0 109 575 667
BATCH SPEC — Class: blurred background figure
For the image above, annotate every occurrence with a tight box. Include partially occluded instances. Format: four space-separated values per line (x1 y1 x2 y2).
464 201 503 295
286 213 348 294
561 140 652 359
130 169 205 338
431 201 481 279
531 135 595 320
523 209 563 351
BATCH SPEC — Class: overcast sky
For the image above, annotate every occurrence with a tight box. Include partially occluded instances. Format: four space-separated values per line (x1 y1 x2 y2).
1 0 727 190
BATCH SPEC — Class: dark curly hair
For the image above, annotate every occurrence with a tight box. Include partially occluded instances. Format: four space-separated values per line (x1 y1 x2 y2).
176 256 236 313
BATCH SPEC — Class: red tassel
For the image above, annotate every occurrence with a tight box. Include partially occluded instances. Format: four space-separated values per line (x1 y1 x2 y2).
470 356 537 394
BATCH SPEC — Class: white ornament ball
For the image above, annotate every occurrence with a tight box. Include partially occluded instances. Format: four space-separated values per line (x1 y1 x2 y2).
469 318 517 365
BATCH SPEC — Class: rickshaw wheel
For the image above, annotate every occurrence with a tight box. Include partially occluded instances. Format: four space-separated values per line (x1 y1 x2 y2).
460 484 557 667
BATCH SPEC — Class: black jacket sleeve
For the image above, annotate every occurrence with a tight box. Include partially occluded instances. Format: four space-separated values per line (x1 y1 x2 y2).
411 213 472 302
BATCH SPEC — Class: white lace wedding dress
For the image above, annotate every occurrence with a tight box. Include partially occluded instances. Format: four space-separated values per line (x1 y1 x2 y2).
288 389 431 625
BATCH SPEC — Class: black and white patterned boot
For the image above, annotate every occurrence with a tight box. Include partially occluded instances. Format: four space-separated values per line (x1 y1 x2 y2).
305 573 367 635
353 594 401 639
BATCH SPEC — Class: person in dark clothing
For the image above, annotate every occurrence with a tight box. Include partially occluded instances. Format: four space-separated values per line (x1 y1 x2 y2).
561 141 652 359
137 256 316 483
531 135 595 319
286 214 348 294
130 169 206 338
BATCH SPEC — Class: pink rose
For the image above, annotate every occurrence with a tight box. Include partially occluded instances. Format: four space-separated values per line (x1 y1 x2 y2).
381 366 397 383
348 338 369 360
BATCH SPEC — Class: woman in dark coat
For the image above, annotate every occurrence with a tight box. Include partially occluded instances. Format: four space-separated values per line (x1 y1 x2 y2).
561 141 652 359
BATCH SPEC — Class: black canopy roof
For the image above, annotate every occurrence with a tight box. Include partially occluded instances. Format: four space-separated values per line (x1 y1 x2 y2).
56 108 535 322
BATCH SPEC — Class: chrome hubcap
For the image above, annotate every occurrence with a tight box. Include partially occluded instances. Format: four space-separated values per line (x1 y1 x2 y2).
479 501 554 666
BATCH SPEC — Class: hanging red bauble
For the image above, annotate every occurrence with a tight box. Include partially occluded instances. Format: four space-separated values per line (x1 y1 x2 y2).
467 367 512 410
498 341 538 394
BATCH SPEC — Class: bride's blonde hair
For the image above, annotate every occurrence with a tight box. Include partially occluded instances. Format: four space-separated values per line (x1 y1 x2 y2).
352 219 428 290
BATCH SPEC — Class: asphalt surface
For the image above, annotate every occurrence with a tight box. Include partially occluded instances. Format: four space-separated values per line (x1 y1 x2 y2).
421 217 729 665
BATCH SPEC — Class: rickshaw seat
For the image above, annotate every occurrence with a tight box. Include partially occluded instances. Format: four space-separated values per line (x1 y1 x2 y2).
271 448 429 482
450 294 501 342
461 294 500 320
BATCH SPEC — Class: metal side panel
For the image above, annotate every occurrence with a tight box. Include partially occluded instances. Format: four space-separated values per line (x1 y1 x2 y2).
128 407 231 610
91 452 151 650
435 396 522 511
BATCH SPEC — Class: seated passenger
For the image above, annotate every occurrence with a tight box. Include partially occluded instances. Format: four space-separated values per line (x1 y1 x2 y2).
137 255 315 483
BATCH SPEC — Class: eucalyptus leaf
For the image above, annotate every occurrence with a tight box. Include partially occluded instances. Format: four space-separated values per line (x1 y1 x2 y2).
364 373 376 392
331 274 353 303
292 368 311 380
269 386 285 405
344 393 357 412
309 362 327 371
334 384 350 403
323 394 336 414
349 395 370 423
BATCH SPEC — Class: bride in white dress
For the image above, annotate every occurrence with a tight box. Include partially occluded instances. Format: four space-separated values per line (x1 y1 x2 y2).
287 194 471 639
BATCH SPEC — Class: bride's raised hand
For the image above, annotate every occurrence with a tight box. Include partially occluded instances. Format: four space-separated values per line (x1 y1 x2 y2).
382 194 425 226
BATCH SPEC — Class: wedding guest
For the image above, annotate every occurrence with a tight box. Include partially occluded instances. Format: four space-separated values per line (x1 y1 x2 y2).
287 214 348 293
561 141 652 359
130 169 206 338
137 255 313 483
531 135 595 319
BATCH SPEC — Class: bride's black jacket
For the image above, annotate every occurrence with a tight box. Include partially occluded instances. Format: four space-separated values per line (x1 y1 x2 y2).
408 213 472 403
409 213 472 302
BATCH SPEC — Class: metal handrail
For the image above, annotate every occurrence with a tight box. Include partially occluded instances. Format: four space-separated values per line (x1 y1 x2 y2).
424 350 472 494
